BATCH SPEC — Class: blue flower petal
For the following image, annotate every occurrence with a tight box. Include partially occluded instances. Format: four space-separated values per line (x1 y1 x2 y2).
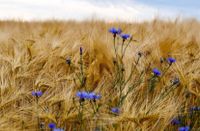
48 123 56 129
120 34 130 40
178 126 190 131
95 94 101 100
109 28 122 35
82 91 89 99
88 92 96 99
167 57 176 64
111 107 120 114
76 91 82 98
53 128 64 131
171 119 180 125
32 91 43 97
32 91 36 96
36 91 43 97
153 68 161 76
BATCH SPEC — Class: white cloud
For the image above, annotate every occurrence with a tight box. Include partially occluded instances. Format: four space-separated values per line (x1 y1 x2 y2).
0 0 186 21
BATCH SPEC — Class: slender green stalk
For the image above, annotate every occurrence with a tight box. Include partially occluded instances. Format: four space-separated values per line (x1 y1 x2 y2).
36 97 40 131
123 56 141 87
146 83 178 114
78 101 84 131
79 52 85 89
121 37 132 59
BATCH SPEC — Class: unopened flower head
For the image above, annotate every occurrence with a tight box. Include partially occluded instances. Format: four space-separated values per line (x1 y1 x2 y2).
66 57 71 65
171 77 180 85
80 47 83 55
138 52 142 57
171 118 180 125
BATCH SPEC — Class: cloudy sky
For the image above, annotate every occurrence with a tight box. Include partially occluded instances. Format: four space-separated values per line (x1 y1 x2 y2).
0 0 199 22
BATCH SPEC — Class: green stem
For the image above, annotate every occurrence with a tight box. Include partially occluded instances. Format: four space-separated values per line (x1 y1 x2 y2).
121 38 132 59
78 101 84 131
123 56 141 87
119 71 144 106
36 97 40 131
161 65 171 78
146 83 178 114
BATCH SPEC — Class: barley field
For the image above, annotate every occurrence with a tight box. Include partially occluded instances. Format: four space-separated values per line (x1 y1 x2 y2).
0 19 199 131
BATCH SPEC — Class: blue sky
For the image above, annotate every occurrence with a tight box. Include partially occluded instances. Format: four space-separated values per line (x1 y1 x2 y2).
0 0 199 21
137 0 200 17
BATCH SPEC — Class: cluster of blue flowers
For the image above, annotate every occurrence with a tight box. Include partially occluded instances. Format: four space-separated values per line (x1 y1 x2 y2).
48 123 64 131
109 27 130 40
76 91 101 101
28 26 194 131
152 57 176 77
32 91 43 97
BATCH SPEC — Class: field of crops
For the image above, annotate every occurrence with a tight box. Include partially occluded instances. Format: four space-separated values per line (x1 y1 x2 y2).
0 19 199 131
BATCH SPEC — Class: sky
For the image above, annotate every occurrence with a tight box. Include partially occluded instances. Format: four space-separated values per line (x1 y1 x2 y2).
0 0 199 22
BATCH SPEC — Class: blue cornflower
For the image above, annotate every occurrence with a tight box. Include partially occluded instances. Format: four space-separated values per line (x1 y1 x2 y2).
111 107 120 114
53 128 64 131
48 123 56 129
94 94 101 100
76 91 89 99
152 68 161 76
76 91 101 102
185 126 190 131
109 28 122 36
88 92 96 99
178 126 190 131
32 91 36 96
32 91 43 97
167 57 176 65
171 118 180 125
66 58 71 65
120 34 130 41
88 92 101 101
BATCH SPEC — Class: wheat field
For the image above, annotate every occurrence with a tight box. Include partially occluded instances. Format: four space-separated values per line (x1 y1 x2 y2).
0 19 199 131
